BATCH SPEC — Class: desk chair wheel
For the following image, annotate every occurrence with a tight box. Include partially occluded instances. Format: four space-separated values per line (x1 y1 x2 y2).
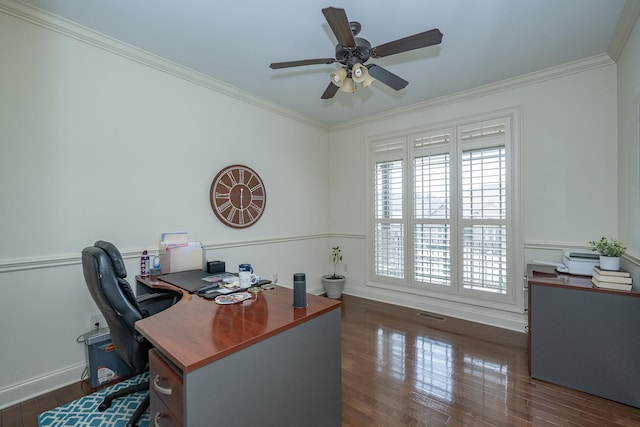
96 381 149 414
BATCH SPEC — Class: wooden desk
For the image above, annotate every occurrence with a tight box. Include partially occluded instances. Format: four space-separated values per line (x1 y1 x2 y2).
527 265 640 408
135 276 342 427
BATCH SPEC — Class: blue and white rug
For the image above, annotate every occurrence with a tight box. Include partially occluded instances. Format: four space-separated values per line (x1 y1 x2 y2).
38 373 150 427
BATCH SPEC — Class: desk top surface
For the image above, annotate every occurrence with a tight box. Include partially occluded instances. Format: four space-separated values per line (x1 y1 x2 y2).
135 276 341 373
527 264 639 297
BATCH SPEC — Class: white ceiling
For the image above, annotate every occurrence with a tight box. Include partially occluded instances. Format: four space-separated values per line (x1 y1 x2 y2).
18 0 627 127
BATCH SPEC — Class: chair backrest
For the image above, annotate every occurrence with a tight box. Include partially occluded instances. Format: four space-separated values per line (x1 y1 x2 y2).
81 242 149 373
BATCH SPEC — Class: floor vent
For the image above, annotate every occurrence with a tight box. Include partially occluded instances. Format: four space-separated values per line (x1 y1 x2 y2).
417 312 446 321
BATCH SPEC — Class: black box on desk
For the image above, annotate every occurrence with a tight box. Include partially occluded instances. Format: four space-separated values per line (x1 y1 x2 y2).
207 260 225 274
83 329 132 388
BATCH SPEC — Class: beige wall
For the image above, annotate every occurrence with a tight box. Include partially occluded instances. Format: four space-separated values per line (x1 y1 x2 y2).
617 11 640 265
0 8 331 407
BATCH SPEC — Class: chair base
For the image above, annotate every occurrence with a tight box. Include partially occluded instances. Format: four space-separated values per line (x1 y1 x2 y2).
97 381 149 427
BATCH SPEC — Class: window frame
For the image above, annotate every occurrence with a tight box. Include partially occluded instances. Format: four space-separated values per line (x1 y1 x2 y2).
366 109 520 309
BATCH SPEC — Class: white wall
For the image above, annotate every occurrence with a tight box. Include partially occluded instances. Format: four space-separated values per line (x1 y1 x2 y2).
617 13 640 273
0 7 331 407
328 56 619 331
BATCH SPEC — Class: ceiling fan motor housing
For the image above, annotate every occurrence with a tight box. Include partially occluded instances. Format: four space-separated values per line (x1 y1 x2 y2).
335 36 371 67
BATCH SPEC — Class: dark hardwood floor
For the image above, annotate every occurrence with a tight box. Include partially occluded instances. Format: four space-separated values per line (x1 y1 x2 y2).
3 295 640 426
1 380 91 427
340 295 640 426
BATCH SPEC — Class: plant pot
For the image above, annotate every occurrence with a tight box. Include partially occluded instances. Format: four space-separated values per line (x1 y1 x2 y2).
322 275 345 299
599 256 620 271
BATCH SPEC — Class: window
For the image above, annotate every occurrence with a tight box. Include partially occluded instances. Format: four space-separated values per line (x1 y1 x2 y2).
370 114 516 305
413 130 452 287
373 140 405 279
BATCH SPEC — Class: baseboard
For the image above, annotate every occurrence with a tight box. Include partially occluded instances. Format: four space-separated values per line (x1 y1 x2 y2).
344 288 527 333
0 362 86 410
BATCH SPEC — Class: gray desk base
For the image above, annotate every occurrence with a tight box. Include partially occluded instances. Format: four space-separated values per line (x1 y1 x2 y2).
179 309 342 427
530 284 640 408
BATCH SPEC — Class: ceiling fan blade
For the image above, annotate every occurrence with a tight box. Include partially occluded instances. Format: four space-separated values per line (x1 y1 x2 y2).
270 58 336 69
321 82 339 99
322 7 356 49
371 28 443 58
367 65 408 91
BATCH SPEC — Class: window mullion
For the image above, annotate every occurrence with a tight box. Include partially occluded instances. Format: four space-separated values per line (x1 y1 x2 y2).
451 126 460 292
406 137 414 287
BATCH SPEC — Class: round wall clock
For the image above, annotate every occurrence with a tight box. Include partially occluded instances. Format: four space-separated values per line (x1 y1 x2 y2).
209 164 266 228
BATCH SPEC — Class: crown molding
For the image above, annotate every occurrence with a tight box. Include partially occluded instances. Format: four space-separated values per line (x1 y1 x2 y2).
0 0 328 131
607 0 640 61
330 54 614 132
2 0 628 135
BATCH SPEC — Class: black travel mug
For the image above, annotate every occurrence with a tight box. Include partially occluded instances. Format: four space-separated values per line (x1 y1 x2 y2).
293 273 307 308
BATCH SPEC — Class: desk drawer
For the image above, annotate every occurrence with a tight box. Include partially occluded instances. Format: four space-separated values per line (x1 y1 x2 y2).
149 349 184 422
150 388 183 427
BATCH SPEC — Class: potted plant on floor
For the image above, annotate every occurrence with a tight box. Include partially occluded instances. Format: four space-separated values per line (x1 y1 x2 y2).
322 246 346 298
589 236 626 271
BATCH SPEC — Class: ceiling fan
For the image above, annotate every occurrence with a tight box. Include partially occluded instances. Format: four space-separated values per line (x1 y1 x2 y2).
269 7 443 99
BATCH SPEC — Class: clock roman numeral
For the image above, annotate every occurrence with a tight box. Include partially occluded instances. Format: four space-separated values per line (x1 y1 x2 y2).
218 181 232 191
248 202 261 213
226 207 238 222
218 200 232 212
226 171 237 186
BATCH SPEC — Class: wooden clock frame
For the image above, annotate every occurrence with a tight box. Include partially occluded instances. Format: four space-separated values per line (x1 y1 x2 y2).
209 164 266 228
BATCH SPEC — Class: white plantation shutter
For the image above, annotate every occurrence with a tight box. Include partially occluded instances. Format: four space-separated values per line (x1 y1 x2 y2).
412 129 452 286
369 114 514 303
460 120 508 293
374 140 405 279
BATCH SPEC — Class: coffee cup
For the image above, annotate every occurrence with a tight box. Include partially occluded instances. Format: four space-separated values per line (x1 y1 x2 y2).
239 264 256 287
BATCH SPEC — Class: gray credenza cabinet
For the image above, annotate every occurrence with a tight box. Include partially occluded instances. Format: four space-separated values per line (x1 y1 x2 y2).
527 264 640 408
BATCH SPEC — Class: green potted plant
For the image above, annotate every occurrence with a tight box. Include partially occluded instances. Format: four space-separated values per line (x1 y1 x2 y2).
322 246 346 298
588 237 626 271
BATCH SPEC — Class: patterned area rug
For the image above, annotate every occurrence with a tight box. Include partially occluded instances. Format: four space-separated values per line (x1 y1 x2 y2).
38 373 150 427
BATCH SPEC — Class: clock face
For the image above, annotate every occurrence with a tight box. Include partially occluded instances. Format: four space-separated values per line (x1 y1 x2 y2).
209 164 266 228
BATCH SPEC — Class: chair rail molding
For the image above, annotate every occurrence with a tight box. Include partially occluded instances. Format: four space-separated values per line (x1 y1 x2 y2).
0 234 332 273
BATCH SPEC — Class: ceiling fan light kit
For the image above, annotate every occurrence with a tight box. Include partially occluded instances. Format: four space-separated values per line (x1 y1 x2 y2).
329 63 373 94
361 71 376 88
339 76 355 93
351 63 367 82
269 6 443 100
330 67 348 86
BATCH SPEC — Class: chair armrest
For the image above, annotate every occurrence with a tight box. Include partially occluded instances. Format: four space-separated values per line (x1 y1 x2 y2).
137 291 180 317
137 292 176 304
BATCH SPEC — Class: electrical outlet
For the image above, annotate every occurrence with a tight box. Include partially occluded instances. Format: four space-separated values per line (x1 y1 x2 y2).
90 314 106 331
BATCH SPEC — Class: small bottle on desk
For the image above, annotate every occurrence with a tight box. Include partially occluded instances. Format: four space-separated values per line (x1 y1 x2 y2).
140 250 150 278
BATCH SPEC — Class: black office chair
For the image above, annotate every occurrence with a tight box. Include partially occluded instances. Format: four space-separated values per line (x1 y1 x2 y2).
81 241 178 427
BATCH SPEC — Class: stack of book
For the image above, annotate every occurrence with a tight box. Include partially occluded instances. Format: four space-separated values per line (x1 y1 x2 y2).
591 266 633 291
